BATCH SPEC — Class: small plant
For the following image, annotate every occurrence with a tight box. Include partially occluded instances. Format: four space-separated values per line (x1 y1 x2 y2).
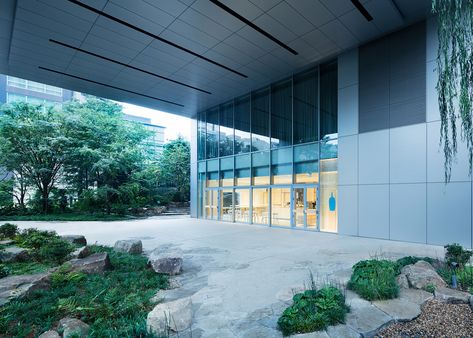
0 264 10 278
0 223 18 239
423 283 436 293
278 286 349 336
347 259 399 301
444 243 472 268
50 264 86 286
457 265 473 293
396 256 436 268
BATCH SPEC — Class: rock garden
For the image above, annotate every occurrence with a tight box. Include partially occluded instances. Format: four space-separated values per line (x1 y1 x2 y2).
0 223 188 337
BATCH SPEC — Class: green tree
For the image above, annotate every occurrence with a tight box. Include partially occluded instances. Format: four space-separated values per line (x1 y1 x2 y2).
432 1 473 181
158 137 190 202
0 102 73 213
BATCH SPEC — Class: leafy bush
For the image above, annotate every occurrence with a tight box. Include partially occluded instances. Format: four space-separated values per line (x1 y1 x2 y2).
423 283 436 293
396 256 436 268
444 243 473 267
0 245 168 337
458 266 473 292
347 259 399 301
278 286 348 336
1 262 51 276
0 223 18 239
0 264 10 278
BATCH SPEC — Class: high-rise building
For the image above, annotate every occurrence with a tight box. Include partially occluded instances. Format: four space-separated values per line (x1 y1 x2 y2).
123 114 165 156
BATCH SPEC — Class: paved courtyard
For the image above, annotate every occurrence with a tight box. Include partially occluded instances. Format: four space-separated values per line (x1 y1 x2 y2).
13 217 445 337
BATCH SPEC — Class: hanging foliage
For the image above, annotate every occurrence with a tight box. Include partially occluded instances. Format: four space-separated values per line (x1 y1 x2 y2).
432 0 473 181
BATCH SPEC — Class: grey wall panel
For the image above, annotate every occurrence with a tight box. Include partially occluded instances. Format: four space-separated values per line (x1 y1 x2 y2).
390 183 426 243
359 184 389 239
426 17 438 63
390 123 426 183
359 22 426 133
358 129 389 184
338 135 358 185
338 185 358 236
426 60 440 122
338 48 358 89
190 117 198 218
427 182 471 248
338 84 359 136
427 120 471 183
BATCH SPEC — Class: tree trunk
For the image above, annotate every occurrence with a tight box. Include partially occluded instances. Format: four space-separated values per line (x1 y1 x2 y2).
41 188 49 214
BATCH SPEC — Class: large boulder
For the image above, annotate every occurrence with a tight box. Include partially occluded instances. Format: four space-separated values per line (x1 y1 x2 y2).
0 272 50 305
68 252 110 274
147 297 192 335
148 249 183 276
61 235 87 246
434 287 471 304
38 330 60 338
401 260 446 290
114 239 142 255
71 246 90 259
58 317 89 338
0 246 29 262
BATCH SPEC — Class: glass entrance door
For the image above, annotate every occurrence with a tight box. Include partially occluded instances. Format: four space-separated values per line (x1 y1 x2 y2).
292 186 318 229
205 190 219 220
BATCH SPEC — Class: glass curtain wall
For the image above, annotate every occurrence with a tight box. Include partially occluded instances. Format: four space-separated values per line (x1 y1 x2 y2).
197 60 338 232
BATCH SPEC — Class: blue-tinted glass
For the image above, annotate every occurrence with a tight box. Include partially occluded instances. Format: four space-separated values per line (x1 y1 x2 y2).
197 111 206 160
320 61 338 139
219 101 234 157
206 108 219 158
251 88 270 151
271 79 292 148
294 70 318 144
234 95 251 154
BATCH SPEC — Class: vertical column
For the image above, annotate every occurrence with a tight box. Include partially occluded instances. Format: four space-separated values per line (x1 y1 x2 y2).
190 117 198 218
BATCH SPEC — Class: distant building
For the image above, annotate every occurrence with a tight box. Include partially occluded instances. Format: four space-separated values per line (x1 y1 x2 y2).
123 114 165 156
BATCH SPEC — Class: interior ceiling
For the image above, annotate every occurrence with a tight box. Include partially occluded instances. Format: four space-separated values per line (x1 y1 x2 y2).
0 0 432 118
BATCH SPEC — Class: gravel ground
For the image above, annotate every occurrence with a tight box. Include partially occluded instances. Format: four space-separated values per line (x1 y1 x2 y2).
376 299 473 337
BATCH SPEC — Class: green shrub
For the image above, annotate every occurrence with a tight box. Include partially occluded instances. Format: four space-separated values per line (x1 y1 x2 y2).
15 228 58 250
347 259 399 301
444 243 473 267
278 286 348 336
0 264 10 278
458 266 473 292
396 256 436 268
0 223 18 239
1 262 51 276
423 283 436 293
37 238 75 264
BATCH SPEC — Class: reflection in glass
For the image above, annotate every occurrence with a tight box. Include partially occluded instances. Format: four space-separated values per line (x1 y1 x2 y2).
197 112 206 160
220 189 233 222
271 148 292 184
251 88 270 151
320 61 338 139
206 159 219 187
219 101 234 157
294 143 319 184
235 154 250 186
252 151 270 185
252 188 269 225
271 188 291 226
294 70 318 144
234 189 250 223
294 187 304 228
206 108 219 159
205 190 218 220
198 162 205 218
320 158 338 232
306 187 317 229
271 79 292 148
220 157 233 187
234 95 251 154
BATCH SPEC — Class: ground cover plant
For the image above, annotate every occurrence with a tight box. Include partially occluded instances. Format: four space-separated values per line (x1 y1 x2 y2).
347 259 400 301
278 283 349 336
0 245 168 337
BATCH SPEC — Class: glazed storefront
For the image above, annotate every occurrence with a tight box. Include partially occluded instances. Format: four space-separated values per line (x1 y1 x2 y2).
197 60 338 233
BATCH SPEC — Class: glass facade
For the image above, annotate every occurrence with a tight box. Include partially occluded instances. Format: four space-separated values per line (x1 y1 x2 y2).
197 60 338 232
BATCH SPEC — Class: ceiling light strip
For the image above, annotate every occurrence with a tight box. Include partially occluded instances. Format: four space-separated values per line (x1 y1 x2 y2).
38 66 184 107
49 39 212 95
350 0 373 22
67 0 248 78
208 0 298 55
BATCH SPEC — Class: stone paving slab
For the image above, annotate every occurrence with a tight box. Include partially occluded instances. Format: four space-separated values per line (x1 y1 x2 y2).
372 298 421 321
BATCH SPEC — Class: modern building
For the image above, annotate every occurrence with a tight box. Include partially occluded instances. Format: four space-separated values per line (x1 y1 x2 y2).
0 1 470 247
123 114 166 156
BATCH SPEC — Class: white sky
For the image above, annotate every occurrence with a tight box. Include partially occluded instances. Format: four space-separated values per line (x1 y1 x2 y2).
119 102 191 142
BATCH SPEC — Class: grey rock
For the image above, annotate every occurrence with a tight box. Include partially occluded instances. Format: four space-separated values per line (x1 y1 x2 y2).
0 239 14 245
434 287 471 304
0 272 50 305
61 235 87 246
147 297 193 334
401 260 446 290
167 278 181 289
396 273 409 289
71 246 89 259
373 298 421 321
69 252 111 274
345 296 392 337
242 326 281 338
0 246 29 262
326 324 360 338
470 295 473 311
290 331 329 338
149 249 183 276
38 330 60 338
114 239 143 255
399 288 434 305
58 317 89 338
